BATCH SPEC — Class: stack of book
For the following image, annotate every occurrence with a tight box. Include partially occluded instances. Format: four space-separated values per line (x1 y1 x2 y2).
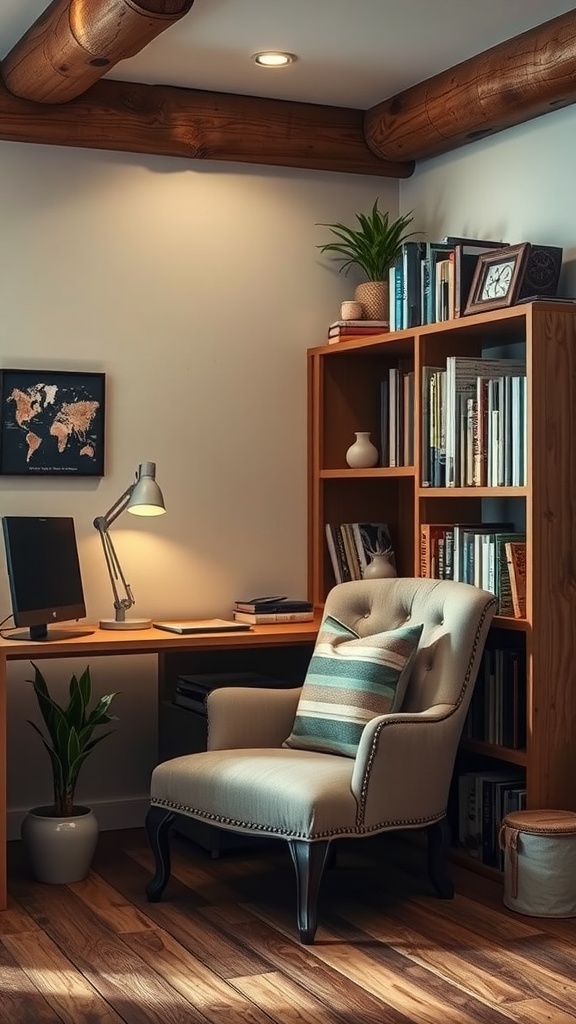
232 595 314 624
327 319 389 343
457 768 526 868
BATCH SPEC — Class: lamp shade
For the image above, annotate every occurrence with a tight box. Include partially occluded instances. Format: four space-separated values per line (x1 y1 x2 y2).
127 461 166 517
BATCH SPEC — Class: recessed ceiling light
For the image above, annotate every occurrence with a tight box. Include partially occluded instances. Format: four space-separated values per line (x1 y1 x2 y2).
252 51 298 68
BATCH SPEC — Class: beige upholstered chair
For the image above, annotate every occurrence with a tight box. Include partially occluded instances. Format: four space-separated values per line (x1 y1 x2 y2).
145 578 497 942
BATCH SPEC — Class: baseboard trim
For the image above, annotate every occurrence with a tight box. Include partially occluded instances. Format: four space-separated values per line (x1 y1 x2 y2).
8 797 150 841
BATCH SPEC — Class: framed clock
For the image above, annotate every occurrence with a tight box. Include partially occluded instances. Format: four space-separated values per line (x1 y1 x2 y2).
464 243 530 314
464 242 563 315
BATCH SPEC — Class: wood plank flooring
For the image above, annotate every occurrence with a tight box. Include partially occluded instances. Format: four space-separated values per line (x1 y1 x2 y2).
2 827 576 1023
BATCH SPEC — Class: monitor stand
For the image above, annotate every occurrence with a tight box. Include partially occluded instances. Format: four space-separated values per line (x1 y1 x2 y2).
5 625 95 642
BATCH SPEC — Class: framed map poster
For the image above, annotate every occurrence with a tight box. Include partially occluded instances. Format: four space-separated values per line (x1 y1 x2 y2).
0 369 105 476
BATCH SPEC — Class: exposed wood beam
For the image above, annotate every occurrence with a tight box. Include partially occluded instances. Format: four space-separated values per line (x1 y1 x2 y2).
0 78 414 178
365 9 576 162
2 0 195 104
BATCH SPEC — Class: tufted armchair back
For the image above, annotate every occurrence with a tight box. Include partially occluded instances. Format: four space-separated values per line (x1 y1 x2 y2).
322 576 494 714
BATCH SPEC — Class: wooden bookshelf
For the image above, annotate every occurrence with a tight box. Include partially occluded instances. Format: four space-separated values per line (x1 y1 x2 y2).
307 300 576 838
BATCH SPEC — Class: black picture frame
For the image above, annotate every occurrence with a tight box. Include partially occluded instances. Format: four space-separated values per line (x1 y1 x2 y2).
464 243 530 315
0 369 105 476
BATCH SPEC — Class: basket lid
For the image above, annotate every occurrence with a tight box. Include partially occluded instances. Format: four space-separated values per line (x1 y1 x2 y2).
502 809 576 835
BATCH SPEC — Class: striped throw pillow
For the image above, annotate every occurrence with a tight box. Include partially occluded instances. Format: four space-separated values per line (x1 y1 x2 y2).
284 615 423 758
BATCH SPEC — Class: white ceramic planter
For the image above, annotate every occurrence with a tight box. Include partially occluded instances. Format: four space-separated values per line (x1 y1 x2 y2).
21 805 99 884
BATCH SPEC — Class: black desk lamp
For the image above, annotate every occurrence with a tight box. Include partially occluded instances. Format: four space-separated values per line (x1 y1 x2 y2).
93 461 166 630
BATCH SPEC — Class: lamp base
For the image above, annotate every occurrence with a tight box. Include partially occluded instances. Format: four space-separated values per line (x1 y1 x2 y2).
99 617 152 631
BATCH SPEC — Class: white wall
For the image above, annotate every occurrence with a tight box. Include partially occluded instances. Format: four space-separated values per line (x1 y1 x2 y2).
0 140 398 835
400 105 576 295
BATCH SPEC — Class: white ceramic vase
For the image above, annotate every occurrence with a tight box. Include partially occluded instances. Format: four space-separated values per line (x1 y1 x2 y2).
21 805 99 884
363 552 397 579
345 431 379 468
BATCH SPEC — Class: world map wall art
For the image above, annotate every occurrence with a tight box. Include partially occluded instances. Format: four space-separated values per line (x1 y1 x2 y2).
0 369 105 476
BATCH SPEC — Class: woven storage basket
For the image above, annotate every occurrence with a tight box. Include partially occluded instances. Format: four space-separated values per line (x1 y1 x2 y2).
499 809 576 917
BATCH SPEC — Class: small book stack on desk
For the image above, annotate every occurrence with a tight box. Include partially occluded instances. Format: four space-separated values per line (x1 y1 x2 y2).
232 595 314 624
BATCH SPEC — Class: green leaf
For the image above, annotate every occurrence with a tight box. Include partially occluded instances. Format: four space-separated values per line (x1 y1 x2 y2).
26 662 119 811
317 201 418 280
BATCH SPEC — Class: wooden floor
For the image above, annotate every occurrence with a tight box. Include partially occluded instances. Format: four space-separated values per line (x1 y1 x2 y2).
2 827 576 1023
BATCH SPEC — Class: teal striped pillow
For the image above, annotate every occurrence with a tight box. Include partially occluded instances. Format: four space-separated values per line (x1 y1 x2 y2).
284 615 423 757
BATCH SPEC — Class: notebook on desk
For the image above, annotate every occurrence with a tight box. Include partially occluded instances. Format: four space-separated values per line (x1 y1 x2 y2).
153 618 252 634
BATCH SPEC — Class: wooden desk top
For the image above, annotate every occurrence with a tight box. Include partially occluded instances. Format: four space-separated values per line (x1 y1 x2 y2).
0 616 322 662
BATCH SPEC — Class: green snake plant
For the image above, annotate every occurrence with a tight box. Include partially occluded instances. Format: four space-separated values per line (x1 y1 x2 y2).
27 662 119 817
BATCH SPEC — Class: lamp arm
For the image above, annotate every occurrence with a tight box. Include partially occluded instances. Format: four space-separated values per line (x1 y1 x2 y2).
93 515 136 621
98 485 134 530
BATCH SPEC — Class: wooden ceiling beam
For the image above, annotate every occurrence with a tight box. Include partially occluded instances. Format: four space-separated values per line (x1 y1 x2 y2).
2 0 195 104
365 9 576 162
0 77 414 177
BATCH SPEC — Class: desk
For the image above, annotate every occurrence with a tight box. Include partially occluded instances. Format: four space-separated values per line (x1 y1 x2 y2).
0 617 320 910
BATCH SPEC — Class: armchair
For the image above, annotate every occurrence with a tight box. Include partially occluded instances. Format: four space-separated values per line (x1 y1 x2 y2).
145 578 497 943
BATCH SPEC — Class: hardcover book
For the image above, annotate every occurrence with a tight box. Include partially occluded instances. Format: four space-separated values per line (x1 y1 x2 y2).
233 610 315 624
505 541 527 618
234 597 312 613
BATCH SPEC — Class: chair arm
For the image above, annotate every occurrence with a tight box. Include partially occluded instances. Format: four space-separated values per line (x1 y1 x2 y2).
206 686 302 750
351 705 462 827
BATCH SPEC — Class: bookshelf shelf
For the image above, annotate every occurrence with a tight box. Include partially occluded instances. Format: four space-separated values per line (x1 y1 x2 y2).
419 486 528 498
320 466 414 479
492 615 527 631
308 300 576 873
460 738 527 767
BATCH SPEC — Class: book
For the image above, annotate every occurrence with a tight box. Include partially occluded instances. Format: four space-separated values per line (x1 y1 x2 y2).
420 524 453 579
234 598 312 613
439 238 509 318
328 327 390 343
420 241 454 324
328 319 390 329
233 610 315 624
153 619 252 634
505 541 527 618
445 356 525 487
494 532 525 615
401 240 425 327
325 524 352 583
325 522 394 582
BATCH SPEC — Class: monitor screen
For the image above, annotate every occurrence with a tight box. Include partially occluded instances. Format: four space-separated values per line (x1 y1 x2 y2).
1 516 93 641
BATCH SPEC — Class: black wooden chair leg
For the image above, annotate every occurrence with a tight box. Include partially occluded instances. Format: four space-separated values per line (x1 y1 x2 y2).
426 817 454 899
145 806 176 902
288 839 330 944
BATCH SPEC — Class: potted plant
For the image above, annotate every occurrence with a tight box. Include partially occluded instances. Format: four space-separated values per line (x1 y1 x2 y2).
317 199 417 320
21 662 119 884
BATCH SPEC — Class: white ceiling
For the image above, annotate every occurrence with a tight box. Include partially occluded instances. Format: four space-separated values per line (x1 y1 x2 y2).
1 0 575 109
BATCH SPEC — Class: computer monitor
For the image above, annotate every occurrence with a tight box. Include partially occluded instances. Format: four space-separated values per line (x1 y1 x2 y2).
1 516 94 641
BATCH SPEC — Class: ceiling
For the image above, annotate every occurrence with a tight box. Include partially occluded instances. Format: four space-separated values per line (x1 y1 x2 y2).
1 0 576 110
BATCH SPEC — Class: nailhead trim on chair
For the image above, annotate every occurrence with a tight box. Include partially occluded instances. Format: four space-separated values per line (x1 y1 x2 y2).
149 796 446 840
357 595 498 823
